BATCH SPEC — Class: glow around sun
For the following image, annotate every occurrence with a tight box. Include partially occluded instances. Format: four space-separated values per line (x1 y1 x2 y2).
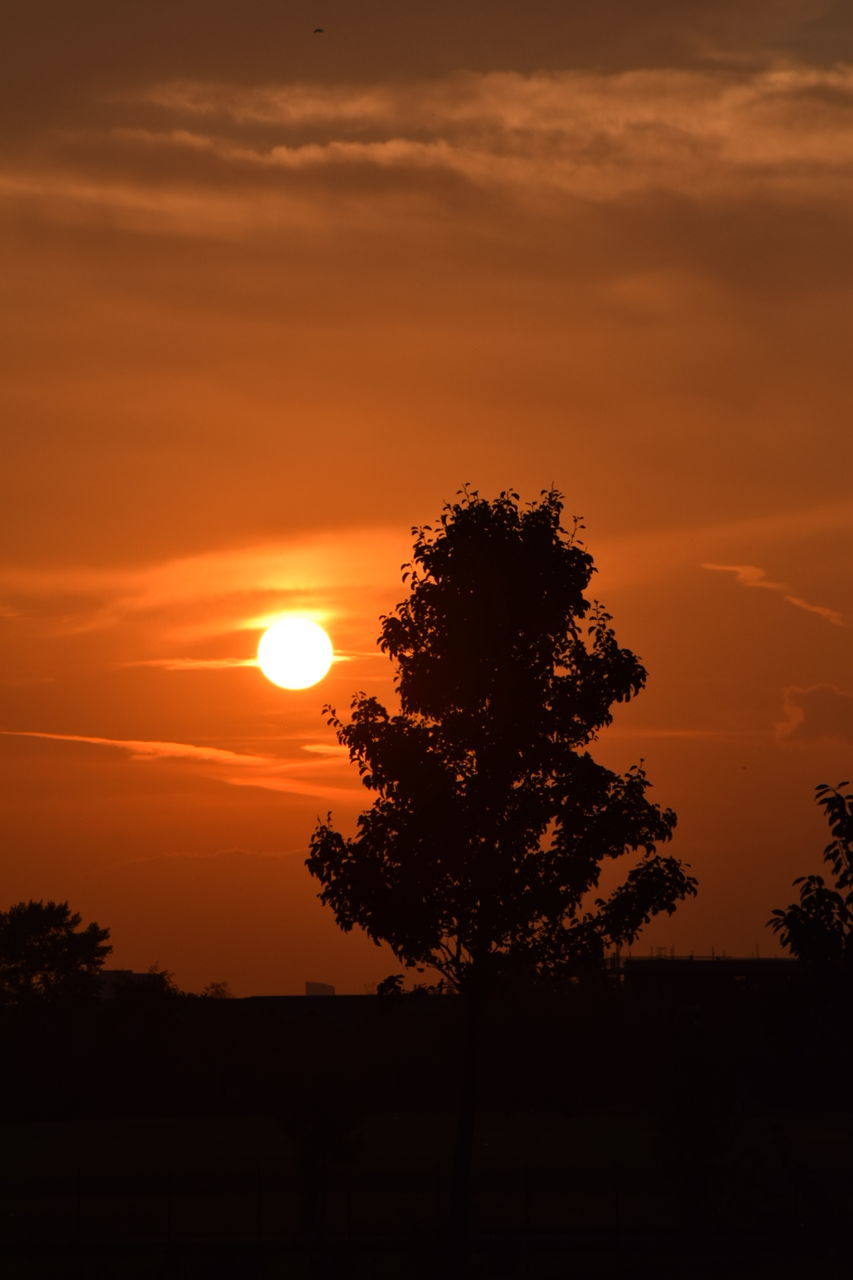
256 617 334 690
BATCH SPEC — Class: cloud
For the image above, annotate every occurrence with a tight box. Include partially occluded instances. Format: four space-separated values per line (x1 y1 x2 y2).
0 729 272 765
2 63 851 240
702 562 846 626
604 726 760 741
139 66 852 187
0 730 358 799
120 657 258 670
0 528 406 637
589 499 852 591
776 685 853 743
118 652 376 674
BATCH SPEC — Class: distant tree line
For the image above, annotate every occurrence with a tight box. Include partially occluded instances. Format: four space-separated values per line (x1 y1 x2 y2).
0 900 231 1005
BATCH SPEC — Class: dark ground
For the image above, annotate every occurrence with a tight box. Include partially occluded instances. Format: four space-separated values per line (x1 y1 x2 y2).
1 972 849 1277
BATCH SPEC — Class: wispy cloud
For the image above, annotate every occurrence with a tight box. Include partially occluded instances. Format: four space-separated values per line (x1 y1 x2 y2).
118 651 373 673
776 685 853 744
702 562 846 626
0 529 406 638
0 729 272 765
0 730 358 799
584 499 853 595
137 66 853 194
604 726 762 741
121 657 258 671
2 64 851 239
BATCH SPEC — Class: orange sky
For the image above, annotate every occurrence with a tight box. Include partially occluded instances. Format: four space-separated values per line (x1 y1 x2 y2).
1 1 851 992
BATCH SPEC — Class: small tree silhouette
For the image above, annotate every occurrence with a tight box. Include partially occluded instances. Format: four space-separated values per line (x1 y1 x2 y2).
200 980 233 999
307 488 697 991
768 781 852 980
0 900 111 1004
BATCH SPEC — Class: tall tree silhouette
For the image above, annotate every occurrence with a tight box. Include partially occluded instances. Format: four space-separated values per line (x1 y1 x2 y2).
768 781 852 981
0 899 111 1004
308 488 697 991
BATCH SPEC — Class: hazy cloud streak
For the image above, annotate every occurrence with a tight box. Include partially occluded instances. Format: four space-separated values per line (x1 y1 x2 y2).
0 530 406 636
2 64 850 239
121 657 258 670
141 65 853 184
702 562 847 626
776 685 853 744
0 730 358 799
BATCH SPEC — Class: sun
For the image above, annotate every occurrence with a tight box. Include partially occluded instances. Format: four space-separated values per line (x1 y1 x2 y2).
256 617 334 690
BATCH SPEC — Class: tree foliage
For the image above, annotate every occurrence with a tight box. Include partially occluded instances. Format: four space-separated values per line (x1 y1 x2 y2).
768 781 852 979
200 980 233 999
307 488 697 992
0 899 111 1005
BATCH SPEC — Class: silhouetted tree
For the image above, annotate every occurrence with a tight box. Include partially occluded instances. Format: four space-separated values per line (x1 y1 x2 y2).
768 781 852 980
0 899 111 1005
200 980 233 999
307 488 697 993
308 488 698 1264
145 961 182 995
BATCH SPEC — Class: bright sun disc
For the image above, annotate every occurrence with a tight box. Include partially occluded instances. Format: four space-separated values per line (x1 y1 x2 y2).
257 617 334 690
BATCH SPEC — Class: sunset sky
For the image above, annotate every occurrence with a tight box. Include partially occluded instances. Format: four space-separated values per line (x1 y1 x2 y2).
2 1 850 993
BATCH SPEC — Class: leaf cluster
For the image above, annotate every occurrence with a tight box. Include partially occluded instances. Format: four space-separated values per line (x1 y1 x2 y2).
768 782 852 978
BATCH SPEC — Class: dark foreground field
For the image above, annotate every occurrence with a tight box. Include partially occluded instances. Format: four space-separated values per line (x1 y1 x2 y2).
1 974 849 1277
